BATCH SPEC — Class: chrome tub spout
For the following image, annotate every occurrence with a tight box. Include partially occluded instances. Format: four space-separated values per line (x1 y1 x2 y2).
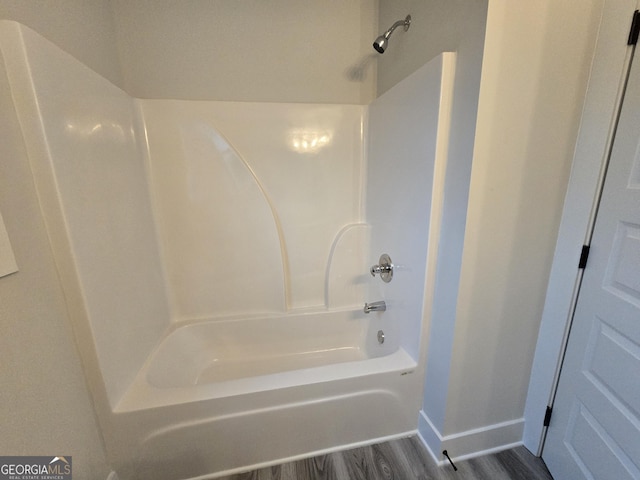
364 301 386 314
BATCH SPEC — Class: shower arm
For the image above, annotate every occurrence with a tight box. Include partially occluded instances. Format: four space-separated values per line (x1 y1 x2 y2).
383 18 411 39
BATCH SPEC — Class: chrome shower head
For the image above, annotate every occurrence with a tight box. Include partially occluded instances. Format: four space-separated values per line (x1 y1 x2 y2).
372 35 388 54
373 15 411 54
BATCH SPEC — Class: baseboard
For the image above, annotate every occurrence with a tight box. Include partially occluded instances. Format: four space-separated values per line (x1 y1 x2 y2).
417 411 443 463
418 410 524 464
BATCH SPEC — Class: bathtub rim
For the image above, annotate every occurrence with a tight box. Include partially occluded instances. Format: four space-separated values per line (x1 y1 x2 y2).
144 305 397 389
115 346 416 413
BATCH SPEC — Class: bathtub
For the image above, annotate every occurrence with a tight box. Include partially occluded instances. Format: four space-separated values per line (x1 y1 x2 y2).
2 19 447 480
110 309 422 479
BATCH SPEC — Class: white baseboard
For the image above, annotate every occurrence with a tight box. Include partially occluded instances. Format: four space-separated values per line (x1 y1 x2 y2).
418 410 524 464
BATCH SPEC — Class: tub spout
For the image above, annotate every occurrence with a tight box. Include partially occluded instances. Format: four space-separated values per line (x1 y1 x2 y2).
364 301 386 314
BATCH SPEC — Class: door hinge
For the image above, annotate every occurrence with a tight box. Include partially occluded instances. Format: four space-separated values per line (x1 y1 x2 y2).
543 406 553 427
629 10 640 45
578 245 590 269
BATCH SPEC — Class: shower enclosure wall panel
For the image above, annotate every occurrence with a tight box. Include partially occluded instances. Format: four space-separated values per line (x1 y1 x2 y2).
325 223 371 309
366 53 456 363
139 100 366 317
0 21 171 408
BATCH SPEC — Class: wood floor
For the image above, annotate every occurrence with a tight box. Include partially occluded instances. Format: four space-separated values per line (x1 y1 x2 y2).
219 436 554 480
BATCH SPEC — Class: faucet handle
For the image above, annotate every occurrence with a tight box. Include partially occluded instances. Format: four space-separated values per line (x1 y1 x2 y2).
370 264 385 276
370 254 393 283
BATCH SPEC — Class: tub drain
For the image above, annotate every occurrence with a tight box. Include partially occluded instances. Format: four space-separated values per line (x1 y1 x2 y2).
377 330 385 344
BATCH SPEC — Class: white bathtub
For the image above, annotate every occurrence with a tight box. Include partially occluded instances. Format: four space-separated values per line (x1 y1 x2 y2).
110 309 422 479
2 20 448 480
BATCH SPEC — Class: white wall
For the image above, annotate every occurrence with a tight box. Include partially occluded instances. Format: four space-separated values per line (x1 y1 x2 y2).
418 0 604 460
0 44 110 479
110 0 377 104
0 0 123 88
448 0 603 432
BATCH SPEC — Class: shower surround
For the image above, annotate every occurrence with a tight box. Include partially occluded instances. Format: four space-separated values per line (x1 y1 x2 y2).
0 21 454 479
139 100 367 318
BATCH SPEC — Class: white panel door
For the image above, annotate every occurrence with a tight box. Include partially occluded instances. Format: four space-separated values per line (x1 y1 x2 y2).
543 48 640 479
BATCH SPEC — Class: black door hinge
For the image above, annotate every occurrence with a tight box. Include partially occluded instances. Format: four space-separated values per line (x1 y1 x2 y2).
579 245 590 269
543 406 553 427
629 10 640 45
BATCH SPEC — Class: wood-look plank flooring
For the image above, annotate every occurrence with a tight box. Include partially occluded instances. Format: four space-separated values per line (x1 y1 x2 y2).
219 436 554 480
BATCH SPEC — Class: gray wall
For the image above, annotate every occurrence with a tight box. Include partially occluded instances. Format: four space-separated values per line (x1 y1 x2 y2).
0 0 123 87
399 0 605 457
110 0 377 104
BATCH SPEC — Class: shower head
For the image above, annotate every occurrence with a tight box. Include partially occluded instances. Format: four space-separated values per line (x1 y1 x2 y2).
373 15 411 54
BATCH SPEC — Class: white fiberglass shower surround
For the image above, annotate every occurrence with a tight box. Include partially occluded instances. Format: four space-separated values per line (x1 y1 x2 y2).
0 21 455 480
